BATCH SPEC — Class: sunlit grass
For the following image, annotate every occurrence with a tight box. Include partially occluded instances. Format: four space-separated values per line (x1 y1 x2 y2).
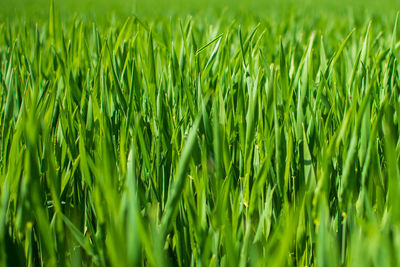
1 0 400 266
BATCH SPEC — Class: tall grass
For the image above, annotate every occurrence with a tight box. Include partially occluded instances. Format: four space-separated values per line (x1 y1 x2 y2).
1 1 400 266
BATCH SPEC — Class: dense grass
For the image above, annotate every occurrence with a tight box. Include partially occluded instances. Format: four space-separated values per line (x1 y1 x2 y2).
2 0 400 266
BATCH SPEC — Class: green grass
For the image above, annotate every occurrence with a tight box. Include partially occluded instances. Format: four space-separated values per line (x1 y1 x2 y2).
1 0 400 266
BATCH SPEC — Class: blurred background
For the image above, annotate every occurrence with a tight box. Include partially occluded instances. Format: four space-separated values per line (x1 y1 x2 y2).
1 0 400 20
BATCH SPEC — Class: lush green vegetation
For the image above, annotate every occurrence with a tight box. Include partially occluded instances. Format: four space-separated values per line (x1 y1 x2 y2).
2 0 400 266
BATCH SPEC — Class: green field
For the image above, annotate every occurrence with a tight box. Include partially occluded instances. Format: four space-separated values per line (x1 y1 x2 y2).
1 0 400 266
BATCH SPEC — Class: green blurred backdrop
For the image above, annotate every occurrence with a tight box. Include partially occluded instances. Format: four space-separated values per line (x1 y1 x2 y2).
1 0 400 20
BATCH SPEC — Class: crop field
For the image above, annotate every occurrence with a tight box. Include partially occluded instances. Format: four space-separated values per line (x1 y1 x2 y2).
1 0 400 266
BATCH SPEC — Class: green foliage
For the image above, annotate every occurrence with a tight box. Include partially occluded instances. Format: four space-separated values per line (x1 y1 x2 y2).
1 1 400 266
